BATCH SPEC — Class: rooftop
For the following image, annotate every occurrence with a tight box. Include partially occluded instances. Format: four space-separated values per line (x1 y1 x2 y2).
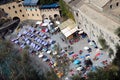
23 0 39 6
91 0 110 8
69 0 82 7
40 3 59 9
79 4 120 35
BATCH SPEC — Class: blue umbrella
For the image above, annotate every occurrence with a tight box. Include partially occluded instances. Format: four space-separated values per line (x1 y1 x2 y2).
73 60 81 65
80 56 85 59
85 54 90 56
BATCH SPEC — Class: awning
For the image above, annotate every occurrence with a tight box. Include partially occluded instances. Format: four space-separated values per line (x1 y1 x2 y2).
59 19 77 38
61 27 77 38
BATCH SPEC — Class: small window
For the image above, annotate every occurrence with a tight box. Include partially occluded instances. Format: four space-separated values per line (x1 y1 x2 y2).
30 9 32 11
32 14 34 16
13 6 15 8
110 5 112 9
116 2 119 6
28 14 29 16
26 9 27 11
22 15 24 17
18 4 22 7
1 9 4 11
20 10 22 12
35 9 37 11
76 13 78 16
37 14 39 16
15 11 17 14
8 7 11 9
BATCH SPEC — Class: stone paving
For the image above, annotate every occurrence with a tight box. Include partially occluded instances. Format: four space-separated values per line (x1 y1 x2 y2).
7 25 112 79
51 32 111 79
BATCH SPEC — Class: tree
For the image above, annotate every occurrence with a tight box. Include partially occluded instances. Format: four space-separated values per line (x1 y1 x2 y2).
87 65 120 80
0 40 48 80
115 27 120 38
98 36 108 49
59 0 75 21
108 48 114 58
71 75 83 80
113 44 120 67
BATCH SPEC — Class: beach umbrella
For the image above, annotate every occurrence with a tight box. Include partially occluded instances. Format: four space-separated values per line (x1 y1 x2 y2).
43 58 48 62
55 21 60 25
80 56 85 59
85 54 90 56
47 50 52 54
73 60 81 65
38 54 43 58
85 56 90 60
53 51 57 55
84 47 89 50
89 42 94 46
77 66 83 71
36 21 42 25
95 53 100 57
72 53 78 58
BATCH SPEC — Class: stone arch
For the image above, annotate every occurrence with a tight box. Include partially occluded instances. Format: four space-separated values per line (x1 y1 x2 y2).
42 14 47 19
54 14 59 20
13 16 20 22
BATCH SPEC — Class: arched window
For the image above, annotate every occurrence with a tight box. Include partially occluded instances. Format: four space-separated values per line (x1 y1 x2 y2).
116 2 119 6
110 5 112 9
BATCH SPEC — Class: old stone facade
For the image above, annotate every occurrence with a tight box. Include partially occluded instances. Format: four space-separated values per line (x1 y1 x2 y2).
69 0 120 58
0 1 60 21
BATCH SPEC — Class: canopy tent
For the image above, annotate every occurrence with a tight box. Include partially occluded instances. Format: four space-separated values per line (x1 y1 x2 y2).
61 27 77 38
58 19 78 38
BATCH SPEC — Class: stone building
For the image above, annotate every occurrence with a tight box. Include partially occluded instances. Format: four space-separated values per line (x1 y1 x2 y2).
68 0 120 58
0 0 60 21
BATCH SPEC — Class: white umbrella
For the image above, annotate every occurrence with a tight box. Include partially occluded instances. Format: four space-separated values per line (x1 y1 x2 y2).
53 51 57 55
76 67 82 71
55 21 60 25
38 54 43 58
41 23 48 26
47 50 51 54
85 56 90 60
89 42 93 45
36 21 42 24
84 46 89 50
